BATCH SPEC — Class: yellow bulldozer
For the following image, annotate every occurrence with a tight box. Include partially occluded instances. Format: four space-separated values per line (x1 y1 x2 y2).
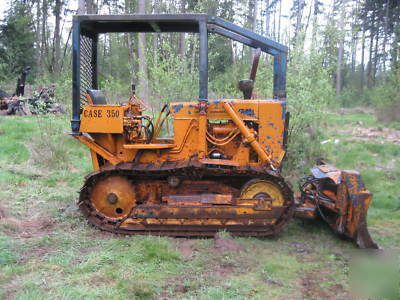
71 14 377 248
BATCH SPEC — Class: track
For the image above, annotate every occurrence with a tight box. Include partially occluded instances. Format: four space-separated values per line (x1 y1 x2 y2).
78 161 294 237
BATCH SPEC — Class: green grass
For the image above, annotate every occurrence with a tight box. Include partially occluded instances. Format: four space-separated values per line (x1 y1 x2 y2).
0 111 399 299
321 113 400 211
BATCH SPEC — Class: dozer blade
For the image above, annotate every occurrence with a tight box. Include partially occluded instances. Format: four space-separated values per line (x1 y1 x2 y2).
295 164 378 249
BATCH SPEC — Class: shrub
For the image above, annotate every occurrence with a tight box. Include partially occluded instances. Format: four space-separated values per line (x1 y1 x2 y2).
370 70 400 123
283 46 333 176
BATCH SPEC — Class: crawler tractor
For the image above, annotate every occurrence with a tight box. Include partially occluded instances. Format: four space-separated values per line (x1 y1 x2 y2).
71 14 377 248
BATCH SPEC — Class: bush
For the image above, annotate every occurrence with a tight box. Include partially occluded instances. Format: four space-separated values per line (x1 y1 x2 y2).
370 70 400 123
146 43 198 110
337 88 373 108
283 46 334 176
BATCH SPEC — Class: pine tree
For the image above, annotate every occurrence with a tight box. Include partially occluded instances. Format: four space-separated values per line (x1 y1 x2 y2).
0 1 36 80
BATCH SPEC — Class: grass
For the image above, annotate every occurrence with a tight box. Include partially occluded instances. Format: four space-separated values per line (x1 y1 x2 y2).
0 110 399 299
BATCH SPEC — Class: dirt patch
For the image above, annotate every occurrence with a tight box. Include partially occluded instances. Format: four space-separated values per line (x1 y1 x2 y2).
164 235 250 297
213 233 245 253
337 107 375 115
88 229 128 240
79 245 101 255
289 242 319 263
302 271 330 299
0 202 54 238
337 126 400 145
302 270 349 300
3 281 21 300
210 262 237 277
1 167 44 180
175 234 245 258
175 238 195 258
19 245 55 264
174 284 188 293
0 216 54 238
0 202 8 218
208 234 249 278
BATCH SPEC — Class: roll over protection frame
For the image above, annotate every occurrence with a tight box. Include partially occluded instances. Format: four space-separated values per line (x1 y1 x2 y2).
71 14 288 133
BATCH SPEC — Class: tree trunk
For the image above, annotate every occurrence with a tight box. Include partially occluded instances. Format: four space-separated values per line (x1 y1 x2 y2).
152 0 159 63
311 0 319 48
350 2 358 80
278 0 282 42
125 0 135 82
252 0 258 58
382 0 389 73
78 0 85 14
292 0 305 46
53 0 62 75
252 0 257 32
303 0 313 39
179 0 186 57
86 0 95 14
138 0 149 101
40 0 47 76
265 0 270 38
273 2 276 40
247 0 257 59
367 30 374 88
336 0 346 97
373 26 379 86
230 40 236 65
36 0 42 75
360 25 365 90
295 0 305 38
393 20 400 71
108 4 112 77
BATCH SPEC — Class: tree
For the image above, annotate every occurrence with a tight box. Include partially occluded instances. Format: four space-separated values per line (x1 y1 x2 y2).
137 0 149 101
52 0 62 75
40 0 48 76
336 0 347 97
86 0 95 14
179 0 187 57
78 0 85 14
291 0 306 44
0 1 36 80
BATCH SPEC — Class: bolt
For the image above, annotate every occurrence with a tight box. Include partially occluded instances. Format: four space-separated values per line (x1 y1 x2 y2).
107 193 118 204
167 176 180 188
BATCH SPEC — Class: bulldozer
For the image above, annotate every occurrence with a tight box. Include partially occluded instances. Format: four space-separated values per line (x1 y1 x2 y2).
71 14 377 248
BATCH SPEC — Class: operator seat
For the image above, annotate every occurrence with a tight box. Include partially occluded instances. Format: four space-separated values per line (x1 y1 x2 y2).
87 89 107 105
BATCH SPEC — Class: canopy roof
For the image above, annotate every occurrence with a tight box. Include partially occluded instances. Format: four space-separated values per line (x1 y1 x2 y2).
73 14 287 55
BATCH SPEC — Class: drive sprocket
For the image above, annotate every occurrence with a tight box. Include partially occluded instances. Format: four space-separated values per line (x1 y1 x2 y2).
90 175 136 220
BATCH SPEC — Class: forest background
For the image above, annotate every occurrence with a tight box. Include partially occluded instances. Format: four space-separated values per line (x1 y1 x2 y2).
0 0 399 172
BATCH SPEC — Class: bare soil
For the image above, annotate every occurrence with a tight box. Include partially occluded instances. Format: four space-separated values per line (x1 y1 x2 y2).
0 201 54 238
213 233 245 253
175 238 194 258
337 107 375 115
341 126 400 145
301 269 349 300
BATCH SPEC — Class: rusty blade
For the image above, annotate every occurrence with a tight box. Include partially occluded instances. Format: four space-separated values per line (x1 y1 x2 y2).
296 167 378 249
